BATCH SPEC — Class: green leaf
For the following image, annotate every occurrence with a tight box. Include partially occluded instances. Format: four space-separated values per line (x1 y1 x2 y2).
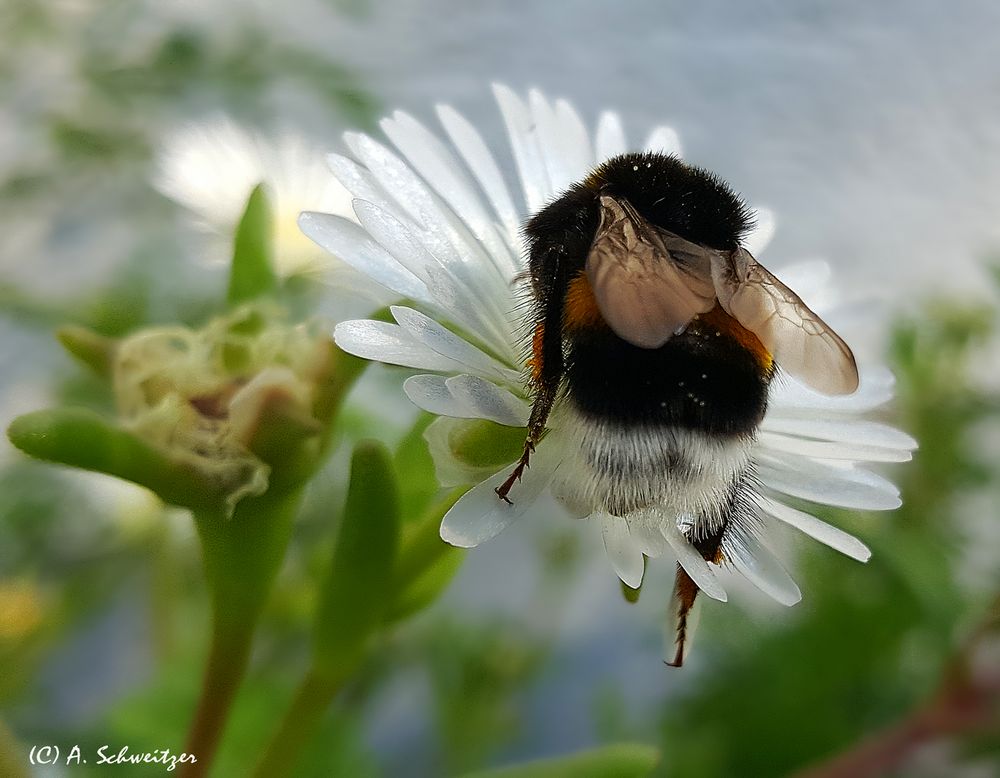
313 440 401 676
228 183 277 305
388 550 463 623
7 408 222 510
462 744 660 778
56 325 117 378
394 412 440 518
387 489 465 623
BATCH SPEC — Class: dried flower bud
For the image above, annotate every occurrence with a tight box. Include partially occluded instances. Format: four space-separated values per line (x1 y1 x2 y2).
111 304 331 511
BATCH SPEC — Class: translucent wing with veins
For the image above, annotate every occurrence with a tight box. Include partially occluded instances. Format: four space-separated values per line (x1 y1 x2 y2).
710 248 859 395
587 194 716 347
585 193 859 395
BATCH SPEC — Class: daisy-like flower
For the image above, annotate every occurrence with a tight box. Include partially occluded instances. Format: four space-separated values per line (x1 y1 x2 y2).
155 115 385 304
300 85 916 664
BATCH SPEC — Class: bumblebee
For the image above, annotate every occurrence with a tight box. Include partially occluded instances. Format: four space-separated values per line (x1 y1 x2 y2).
497 152 859 666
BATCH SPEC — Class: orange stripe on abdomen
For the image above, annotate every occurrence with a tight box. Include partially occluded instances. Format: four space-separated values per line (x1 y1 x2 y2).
697 305 774 373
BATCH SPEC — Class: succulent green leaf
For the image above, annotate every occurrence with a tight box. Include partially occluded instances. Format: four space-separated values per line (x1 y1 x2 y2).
228 183 277 305
394 412 440 518
7 408 222 510
387 489 465 623
56 325 117 378
387 549 463 623
314 441 401 676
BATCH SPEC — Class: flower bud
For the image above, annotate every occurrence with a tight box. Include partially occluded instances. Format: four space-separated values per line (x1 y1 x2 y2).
111 304 333 511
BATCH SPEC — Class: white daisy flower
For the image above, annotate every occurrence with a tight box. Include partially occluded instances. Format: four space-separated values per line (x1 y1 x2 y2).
300 85 917 665
154 115 376 297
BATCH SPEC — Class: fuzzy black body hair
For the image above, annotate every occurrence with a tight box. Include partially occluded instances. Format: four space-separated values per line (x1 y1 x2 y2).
523 152 769 438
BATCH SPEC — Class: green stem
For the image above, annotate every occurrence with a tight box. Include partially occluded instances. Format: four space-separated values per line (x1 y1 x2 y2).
149 519 177 662
252 668 343 778
252 489 463 774
180 487 303 777
181 617 258 777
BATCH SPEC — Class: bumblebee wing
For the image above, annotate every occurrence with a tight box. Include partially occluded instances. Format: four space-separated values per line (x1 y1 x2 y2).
586 194 716 349
710 248 859 395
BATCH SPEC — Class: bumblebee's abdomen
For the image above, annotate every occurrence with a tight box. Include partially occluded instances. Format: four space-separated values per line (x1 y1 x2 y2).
564 317 771 436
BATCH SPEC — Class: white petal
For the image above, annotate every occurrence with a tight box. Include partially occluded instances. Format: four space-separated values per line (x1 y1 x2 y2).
347 138 513 308
758 418 917 465
528 89 574 196
661 521 727 602
353 201 505 350
439 468 518 547
492 83 551 214
298 212 428 302
523 89 593 191
755 495 871 562
744 207 776 257
439 441 560 548
404 374 471 418
326 153 399 216
334 320 464 372
761 417 917 452
352 199 442 285
556 99 595 165
757 431 913 463
726 532 801 606
344 132 440 227
391 306 521 384
625 512 671 558
643 125 683 157
445 375 529 427
769 365 896 415
551 491 594 520
594 111 627 162
757 452 902 510
404 372 529 426
600 513 645 588
328 155 495 301
381 111 519 278
436 103 523 248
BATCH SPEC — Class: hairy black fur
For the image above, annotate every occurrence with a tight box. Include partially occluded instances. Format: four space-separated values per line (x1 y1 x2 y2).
523 152 768 437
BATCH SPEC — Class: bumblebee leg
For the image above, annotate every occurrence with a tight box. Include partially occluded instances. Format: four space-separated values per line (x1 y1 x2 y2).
495 383 557 504
497 244 568 506
664 519 728 667
665 566 702 667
